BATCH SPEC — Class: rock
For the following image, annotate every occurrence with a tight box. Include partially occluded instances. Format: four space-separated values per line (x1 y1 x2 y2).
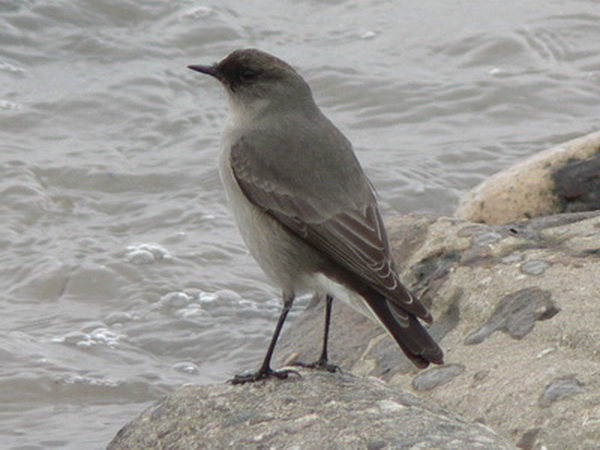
277 212 600 449
108 370 513 449
455 131 600 224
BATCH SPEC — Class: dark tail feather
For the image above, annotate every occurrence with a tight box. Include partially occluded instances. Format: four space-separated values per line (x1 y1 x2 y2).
323 266 444 368
363 290 444 368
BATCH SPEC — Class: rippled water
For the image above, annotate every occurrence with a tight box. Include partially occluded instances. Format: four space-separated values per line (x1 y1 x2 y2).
1 0 599 447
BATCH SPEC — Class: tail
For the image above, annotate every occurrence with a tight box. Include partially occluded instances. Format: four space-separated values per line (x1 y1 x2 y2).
323 266 444 368
365 293 444 368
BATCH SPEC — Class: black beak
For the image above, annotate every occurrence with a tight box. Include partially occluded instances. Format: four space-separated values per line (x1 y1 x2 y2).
187 64 223 81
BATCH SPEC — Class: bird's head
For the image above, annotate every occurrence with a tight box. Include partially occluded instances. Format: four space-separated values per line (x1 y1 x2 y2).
188 49 314 116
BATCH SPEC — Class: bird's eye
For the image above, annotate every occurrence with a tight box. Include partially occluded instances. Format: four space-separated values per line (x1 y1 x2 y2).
239 68 259 81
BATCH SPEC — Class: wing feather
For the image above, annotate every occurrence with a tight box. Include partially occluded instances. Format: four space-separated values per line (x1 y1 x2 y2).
229 138 431 322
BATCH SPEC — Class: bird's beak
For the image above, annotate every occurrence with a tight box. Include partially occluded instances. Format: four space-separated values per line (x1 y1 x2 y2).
187 64 223 81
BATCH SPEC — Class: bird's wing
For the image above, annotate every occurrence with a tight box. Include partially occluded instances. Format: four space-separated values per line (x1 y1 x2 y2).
229 137 432 323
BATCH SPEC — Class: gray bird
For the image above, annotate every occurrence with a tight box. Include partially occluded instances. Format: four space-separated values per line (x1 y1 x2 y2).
188 49 443 384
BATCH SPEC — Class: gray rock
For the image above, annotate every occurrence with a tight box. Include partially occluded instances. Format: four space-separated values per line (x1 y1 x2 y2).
277 211 600 449
108 370 513 449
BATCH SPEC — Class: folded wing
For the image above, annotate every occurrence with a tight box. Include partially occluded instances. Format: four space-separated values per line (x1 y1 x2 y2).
229 138 433 324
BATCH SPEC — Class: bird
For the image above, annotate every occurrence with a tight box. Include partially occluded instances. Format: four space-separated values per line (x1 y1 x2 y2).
187 49 443 384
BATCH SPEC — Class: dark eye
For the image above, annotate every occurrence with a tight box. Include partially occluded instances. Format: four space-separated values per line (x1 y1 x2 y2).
239 68 259 81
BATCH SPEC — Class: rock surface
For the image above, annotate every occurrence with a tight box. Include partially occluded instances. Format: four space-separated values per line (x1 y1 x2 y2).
455 131 600 224
277 211 600 449
108 370 513 449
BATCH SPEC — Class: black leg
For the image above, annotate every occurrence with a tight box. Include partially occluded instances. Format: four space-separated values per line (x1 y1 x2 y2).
291 294 339 373
229 290 300 384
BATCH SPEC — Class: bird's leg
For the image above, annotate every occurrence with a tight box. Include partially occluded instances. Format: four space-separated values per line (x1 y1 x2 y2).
229 290 300 384
292 294 339 373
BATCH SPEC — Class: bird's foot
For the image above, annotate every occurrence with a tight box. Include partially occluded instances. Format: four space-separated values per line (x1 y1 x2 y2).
291 358 340 373
228 367 300 385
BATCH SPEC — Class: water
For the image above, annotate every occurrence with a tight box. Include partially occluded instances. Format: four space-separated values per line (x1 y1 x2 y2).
1 0 598 447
